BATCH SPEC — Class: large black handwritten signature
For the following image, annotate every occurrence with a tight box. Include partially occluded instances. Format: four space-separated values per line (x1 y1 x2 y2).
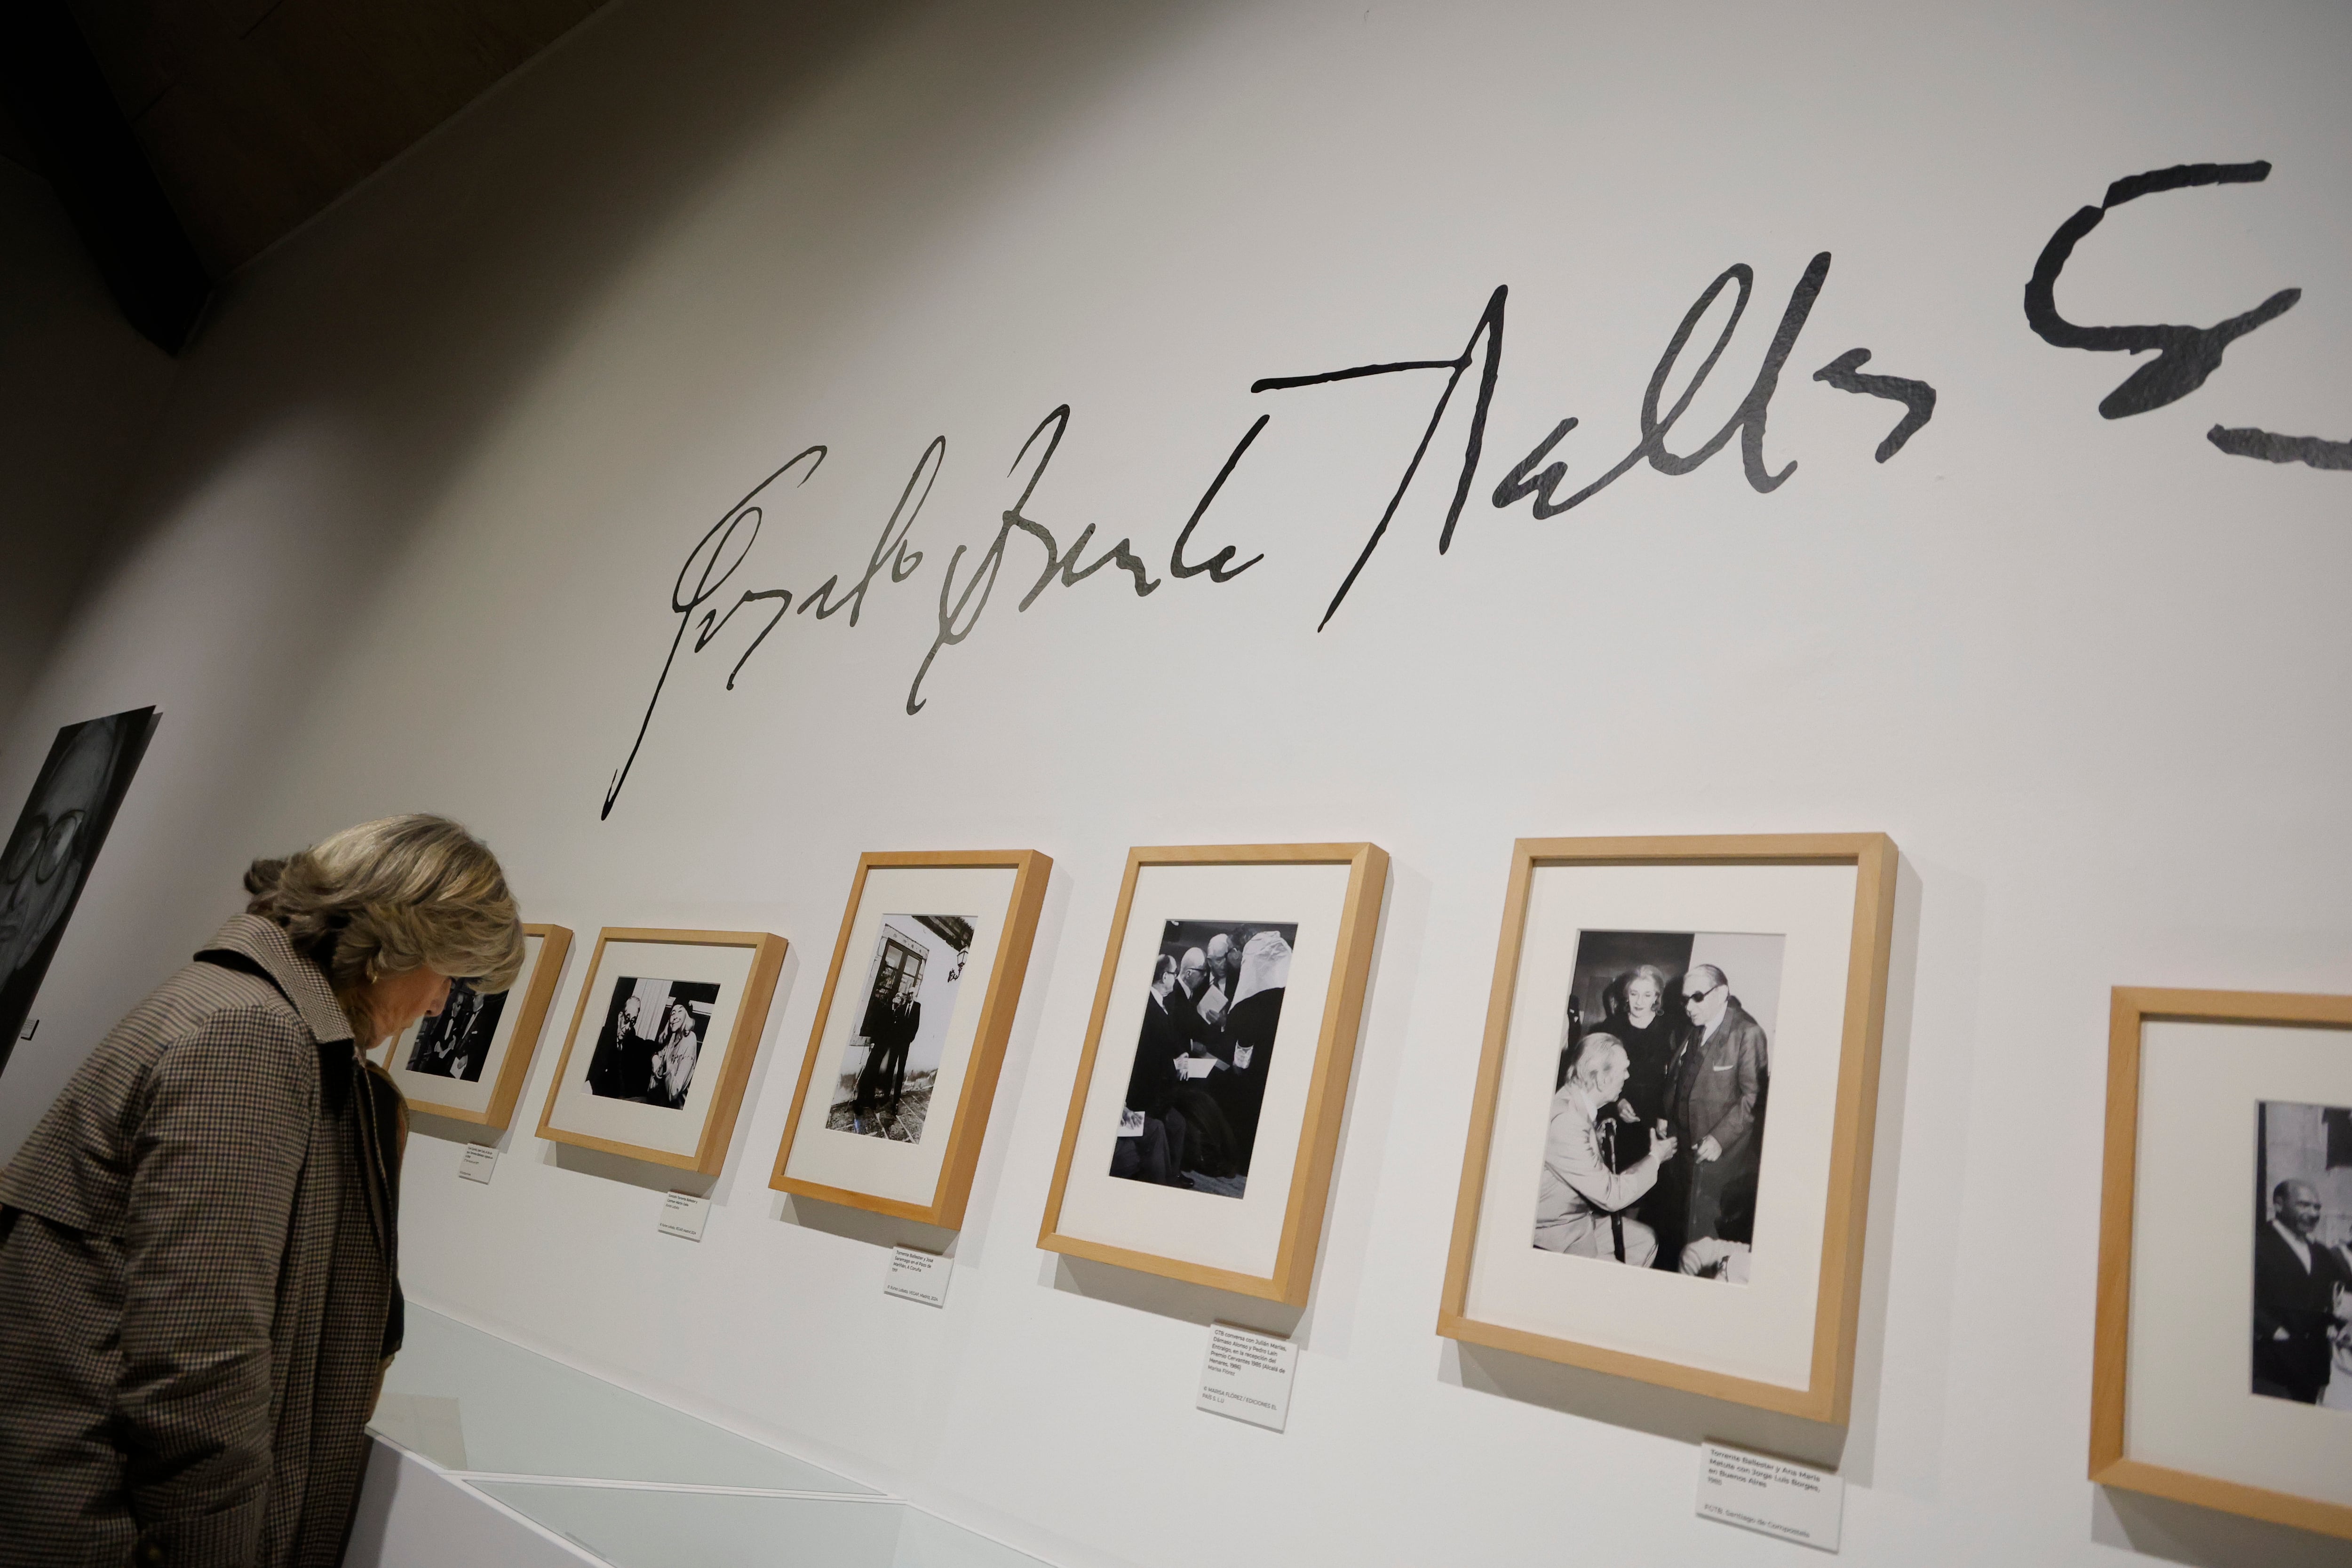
601 252 1938 817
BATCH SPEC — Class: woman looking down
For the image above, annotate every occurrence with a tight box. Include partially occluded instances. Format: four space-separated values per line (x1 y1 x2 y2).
0 814 522 1568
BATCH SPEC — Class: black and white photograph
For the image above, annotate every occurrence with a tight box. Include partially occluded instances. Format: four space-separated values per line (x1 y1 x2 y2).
1108 918 1298 1198
826 913 973 1143
403 978 510 1082
584 976 721 1108
0 705 158 1077
2254 1100 2352 1412
1534 929 1785 1280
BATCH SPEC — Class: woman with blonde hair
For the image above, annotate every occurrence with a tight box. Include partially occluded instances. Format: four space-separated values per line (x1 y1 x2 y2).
0 814 523 1568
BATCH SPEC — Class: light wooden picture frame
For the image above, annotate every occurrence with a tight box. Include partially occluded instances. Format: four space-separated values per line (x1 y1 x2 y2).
769 850 1052 1228
1038 842 1388 1305
2091 987 2352 1539
537 926 787 1175
1438 834 1898 1423
378 922 572 1128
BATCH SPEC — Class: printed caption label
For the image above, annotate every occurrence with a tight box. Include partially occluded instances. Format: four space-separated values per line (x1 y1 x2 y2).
1695 1441 1843 1552
657 1191 712 1241
1196 1322 1296 1433
884 1245 951 1307
457 1145 498 1184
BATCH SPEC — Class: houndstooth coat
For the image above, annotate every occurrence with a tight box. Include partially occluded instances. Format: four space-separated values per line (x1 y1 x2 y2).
0 915 405 1568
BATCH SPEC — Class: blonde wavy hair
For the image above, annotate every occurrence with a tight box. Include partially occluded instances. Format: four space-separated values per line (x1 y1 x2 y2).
244 814 525 1037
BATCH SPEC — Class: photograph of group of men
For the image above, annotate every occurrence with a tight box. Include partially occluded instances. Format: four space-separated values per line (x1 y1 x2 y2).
826 912 973 1144
1533 929 1785 1281
404 977 508 1081
584 976 719 1109
1110 918 1296 1199
2252 1100 2352 1411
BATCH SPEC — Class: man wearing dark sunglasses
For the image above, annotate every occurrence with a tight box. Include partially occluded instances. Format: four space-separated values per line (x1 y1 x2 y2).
1666 965 1769 1266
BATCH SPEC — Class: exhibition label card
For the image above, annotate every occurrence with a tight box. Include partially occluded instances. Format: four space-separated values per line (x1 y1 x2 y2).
1196 1322 1295 1432
1695 1441 1842 1552
884 1245 951 1307
657 1191 712 1241
457 1145 499 1184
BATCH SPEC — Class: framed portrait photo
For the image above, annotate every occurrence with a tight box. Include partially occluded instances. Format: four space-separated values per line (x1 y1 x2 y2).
1037 843 1388 1305
2091 987 2352 1539
1438 834 1898 1423
0 705 158 1078
537 927 787 1175
377 923 572 1127
768 850 1051 1227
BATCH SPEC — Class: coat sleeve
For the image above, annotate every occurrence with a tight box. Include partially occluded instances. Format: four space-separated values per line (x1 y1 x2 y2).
1542 1103 1656 1214
1696 1022 1764 1151
114 1006 312 1565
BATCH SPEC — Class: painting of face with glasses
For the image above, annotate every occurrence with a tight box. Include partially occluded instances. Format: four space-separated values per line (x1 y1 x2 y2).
1536 928 1785 1282
0 707 158 1077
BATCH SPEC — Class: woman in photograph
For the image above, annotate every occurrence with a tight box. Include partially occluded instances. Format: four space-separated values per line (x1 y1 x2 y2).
0 813 524 1568
1606 964 1677 1153
648 999 702 1108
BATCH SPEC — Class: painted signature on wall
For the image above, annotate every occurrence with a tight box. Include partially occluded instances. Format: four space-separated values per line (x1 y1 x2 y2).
601 159 2341 819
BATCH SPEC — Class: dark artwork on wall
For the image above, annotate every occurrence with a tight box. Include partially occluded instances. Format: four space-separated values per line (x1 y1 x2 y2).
0 706 159 1077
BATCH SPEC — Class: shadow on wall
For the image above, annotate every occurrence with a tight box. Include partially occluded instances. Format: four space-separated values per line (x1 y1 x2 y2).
79 0 1230 631
2092 1487 2352 1568
0 0 1229 1155
0 160 174 737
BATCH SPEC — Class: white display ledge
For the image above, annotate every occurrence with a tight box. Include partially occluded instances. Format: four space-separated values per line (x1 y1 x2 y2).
361 1306 1047 1568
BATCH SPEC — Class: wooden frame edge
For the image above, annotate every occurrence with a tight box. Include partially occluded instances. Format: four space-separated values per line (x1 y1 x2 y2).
535 927 787 1176
2090 1457 2352 1542
1036 842 1387 1305
1264 842 1389 1305
1437 1308 1833 1418
480 923 572 1130
768 850 1054 1229
1812 832 1898 1425
1437 832 1898 1425
380 923 575 1128
2088 984 2352 1539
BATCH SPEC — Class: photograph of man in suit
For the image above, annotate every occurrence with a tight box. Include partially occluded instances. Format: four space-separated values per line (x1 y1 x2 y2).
1668 964 1768 1266
2253 1178 2352 1405
853 973 921 1119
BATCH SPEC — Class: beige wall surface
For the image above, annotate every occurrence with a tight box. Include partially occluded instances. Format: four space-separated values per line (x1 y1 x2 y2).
0 161 174 734
3 2 2350 1565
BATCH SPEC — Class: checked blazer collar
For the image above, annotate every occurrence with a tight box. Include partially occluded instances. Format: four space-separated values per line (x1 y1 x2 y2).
197 912 356 1045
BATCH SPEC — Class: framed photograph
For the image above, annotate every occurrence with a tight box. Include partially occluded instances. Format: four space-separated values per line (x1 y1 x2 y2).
537 927 787 1175
1438 834 1898 1423
376 923 572 1127
1038 843 1388 1305
2091 987 2352 1539
768 850 1051 1227
0 706 159 1078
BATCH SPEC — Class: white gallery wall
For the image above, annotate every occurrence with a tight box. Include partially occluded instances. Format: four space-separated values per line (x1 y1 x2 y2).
4 1 2351 1564
0 160 174 737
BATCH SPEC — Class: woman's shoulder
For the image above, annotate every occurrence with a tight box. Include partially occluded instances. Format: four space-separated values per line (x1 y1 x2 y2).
124 955 317 1051
0 959 317 1235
